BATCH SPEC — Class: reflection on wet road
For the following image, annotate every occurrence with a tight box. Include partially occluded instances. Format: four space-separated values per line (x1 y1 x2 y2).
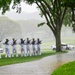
0 51 75 75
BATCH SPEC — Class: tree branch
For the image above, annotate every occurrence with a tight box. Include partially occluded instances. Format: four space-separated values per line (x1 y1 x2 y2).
35 1 55 34
43 0 58 18
61 7 67 25
40 1 56 29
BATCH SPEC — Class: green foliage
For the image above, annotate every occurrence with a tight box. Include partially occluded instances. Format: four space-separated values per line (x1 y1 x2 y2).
25 0 35 4
0 0 22 14
0 0 74 25
62 0 75 8
0 0 11 14
51 61 75 75
63 8 72 26
38 22 45 27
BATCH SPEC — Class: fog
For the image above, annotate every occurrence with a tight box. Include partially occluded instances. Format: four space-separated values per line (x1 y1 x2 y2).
0 11 75 48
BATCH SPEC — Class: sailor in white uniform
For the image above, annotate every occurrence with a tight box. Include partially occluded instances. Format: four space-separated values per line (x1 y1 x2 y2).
19 38 26 57
26 38 31 56
36 38 42 55
11 38 18 57
31 38 36 56
3 39 11 58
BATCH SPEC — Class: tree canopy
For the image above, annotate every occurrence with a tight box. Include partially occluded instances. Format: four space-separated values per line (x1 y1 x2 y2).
0 0 74 22
0 0 75 52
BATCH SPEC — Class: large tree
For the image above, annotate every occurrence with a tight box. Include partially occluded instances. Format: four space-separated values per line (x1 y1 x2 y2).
0 0 75 52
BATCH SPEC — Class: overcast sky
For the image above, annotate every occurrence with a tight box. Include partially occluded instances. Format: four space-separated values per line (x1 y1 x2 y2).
10 2 38 13
0 2 38 15
21 2 38 13
0 2 42 20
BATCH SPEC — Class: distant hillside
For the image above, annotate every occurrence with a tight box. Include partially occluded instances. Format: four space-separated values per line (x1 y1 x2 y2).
0 16 74 40
17 20 51 32
17 20 49 32
17 19 52 39
0 16 22 39
0 11 45 20
17 19 75 38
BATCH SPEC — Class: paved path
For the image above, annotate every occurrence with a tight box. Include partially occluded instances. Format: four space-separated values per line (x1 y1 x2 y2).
0 51 75 75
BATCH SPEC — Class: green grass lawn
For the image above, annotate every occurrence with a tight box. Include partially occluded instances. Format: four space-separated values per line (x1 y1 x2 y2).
0 50 67 66
51 61 75 75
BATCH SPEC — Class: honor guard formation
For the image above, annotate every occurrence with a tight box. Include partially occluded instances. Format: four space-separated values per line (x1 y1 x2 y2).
2 38 42 58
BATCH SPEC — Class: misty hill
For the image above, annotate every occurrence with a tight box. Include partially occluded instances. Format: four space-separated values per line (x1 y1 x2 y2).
0 11 45 20
0 16 22 40
0 16 75 42
17 19 75 38
17 20 49 32
17 19 51 38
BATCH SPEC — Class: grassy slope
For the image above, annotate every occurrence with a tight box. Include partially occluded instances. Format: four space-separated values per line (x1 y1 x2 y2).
51 61 75 75
0 50 67 66
0 50 55 66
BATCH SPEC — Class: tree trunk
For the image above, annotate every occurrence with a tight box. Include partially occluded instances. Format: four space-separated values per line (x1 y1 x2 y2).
52 23 62 52
55 31 62 52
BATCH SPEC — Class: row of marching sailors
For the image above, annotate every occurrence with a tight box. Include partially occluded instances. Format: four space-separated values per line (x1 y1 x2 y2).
3 38 42 58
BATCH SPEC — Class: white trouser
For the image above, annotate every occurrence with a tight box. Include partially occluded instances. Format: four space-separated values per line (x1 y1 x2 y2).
21 47 26 57
12 48 18 57
32 45 36 55
37 44 41 55
26 44 31 56
5 48 11 58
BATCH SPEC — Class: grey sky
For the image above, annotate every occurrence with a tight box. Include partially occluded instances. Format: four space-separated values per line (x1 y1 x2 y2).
0 2 43 20
20 2 38 13
10 2 38 13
